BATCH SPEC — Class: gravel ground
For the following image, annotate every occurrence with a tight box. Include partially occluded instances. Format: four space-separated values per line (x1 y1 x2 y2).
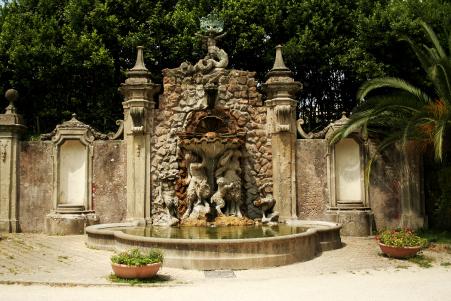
0 233 450 300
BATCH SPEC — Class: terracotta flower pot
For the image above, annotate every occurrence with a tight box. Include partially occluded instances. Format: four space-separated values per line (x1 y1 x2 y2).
378 242 421 258
111 262 161 279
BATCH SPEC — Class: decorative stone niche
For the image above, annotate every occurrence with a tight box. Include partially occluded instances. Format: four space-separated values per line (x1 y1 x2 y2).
57 139 89 211
324 114 372 235
298 113 373 236
329 136 368 208
43 114 101 235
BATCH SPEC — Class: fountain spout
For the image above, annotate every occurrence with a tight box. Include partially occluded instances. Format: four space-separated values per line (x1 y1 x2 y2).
205 83 218 109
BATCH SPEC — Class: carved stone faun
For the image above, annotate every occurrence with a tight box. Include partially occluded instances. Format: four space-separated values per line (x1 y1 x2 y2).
214 149 242 217
152 173 179 226
254 194 279 224
182 152 211 220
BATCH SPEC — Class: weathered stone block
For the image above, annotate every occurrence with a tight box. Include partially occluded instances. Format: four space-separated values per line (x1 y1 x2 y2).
45 212 99 235
324 210 373 236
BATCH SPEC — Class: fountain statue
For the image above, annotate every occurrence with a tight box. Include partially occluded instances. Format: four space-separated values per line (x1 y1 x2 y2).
149 13 277 226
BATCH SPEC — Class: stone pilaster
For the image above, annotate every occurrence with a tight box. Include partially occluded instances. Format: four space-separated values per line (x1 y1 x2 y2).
0 89 26 232
119 46 160 224
263 46 302 220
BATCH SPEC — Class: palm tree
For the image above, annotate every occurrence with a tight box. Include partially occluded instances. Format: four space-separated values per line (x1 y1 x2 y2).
332 21 451 162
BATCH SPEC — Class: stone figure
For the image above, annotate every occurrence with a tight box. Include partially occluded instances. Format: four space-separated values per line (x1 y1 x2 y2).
211 177 234 216
194 45 228 73
182 152 211 220
173 13 228 77
215 149 242 217
153 174 179 226
253 194 279 224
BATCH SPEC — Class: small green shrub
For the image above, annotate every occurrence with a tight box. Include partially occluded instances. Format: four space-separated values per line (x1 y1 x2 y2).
408 255 433 268
108 274 170 285
111 248 164 266
377 229 428 248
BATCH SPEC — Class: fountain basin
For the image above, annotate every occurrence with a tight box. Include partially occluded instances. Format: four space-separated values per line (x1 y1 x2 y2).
86 221 341 270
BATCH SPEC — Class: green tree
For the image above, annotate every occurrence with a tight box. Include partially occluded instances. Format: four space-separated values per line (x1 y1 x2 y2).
0 0 450 135
332 21 451 161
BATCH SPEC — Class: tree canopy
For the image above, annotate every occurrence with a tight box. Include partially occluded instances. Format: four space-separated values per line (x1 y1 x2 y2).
0 0 450 136
332 21 450 169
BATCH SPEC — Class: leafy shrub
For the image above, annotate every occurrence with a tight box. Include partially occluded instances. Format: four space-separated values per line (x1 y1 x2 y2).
111 248 164 266
377 229 428 248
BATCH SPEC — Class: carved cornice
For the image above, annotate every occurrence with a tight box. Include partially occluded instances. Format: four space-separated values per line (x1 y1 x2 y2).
296 112 361 142
40 114 109 142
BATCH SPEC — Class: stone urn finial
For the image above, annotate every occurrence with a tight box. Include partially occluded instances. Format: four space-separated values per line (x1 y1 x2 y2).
272 45 289 71
130 46 147 72
4 89 18 114
124 46 152 85
265 45 295 81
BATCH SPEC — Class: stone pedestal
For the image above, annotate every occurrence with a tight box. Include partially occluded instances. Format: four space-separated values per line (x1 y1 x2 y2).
119 47 160 224
263 46 302 220
45 212 99 235
325 209 374 236
0 89 26 233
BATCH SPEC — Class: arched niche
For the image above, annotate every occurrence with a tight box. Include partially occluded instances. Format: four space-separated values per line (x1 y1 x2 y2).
58 139 88 209
329 135 368 208
50 115 94 213
323 114 369 210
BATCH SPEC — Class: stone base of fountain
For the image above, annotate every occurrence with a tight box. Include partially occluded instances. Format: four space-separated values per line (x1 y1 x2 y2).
86 220 342 270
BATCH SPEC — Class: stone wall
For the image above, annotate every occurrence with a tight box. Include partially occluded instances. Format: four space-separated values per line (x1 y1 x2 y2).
151 69 272 219
92 140 127 224
19 141 53 232
296 139 328 219
18 140 126 232
369 143 403 230
296 138 421 232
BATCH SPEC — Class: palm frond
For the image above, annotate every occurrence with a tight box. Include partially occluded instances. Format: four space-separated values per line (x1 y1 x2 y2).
433 122 445 161
420 21 447 60
429 64 451 104
357 77 431 104
406 36 435 72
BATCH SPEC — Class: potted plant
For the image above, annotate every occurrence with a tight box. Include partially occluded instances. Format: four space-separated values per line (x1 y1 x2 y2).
111 248 164 279
376 229 428 258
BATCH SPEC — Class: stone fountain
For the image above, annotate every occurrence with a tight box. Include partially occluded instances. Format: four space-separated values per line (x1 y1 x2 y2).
86 14 342 269
149 13 281 227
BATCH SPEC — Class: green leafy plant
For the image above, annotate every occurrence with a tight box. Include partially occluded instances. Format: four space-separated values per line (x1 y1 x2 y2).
111 248 164 266
408 255 434 268
107 273 171 285
377 229 428 248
